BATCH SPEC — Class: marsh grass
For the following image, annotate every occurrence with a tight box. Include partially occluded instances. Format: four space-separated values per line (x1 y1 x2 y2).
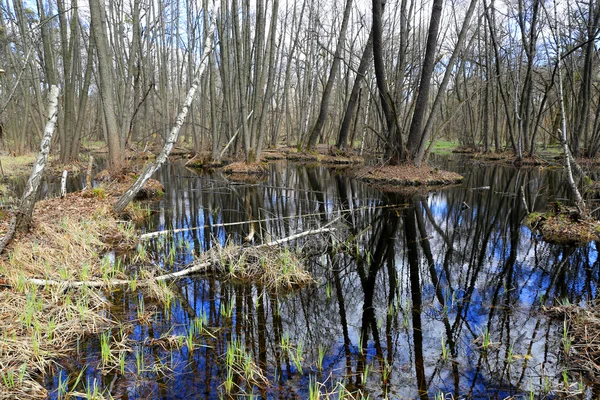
1 193 136 285
0 191 140 399
0 286 114 399
202 241 314 291
220 339 270 397
545 303 600 394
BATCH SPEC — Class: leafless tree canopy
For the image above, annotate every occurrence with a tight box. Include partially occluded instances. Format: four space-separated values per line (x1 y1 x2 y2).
0 0 598 166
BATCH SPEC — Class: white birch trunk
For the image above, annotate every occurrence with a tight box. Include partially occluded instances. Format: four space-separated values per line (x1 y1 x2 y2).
0 85 60 254
85 155 94 190
113 1 219 214
61 170 68 198
554 3 585 212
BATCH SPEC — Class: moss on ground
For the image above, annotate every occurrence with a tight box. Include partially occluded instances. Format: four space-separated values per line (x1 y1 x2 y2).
429 140 459 155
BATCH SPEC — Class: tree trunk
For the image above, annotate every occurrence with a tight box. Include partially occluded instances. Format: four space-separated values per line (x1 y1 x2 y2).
372 0 402 162
306 0 354 150
113 1 218 214
0 86 59 255
336 30 374 151
413 0 477 166
405 0 444 160
89 0 122 169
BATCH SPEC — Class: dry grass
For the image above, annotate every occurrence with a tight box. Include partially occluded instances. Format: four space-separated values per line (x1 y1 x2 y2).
0 154 36 176
527 208 600 245
204 243 314 291
222 161 268 175
0 191 138 399
0 169 166 398
0 286 115 400
1 192 136 283
546 303 600 389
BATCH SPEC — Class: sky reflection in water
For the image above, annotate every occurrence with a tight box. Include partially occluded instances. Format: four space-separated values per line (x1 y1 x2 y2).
47 157 600 399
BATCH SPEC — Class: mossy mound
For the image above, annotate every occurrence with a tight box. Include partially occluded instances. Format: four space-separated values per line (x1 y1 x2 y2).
184 154 224 169
356 165 463 188
134 178 164 200
526 204 600 245
221 162 269 183
222 161 268 175
91 171 164 200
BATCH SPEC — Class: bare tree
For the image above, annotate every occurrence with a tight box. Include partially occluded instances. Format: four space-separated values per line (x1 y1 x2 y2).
305 0 354 150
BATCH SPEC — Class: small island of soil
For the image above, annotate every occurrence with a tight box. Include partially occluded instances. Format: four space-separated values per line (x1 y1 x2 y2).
526 204 600 245
221 161 269 183
356 165 463 189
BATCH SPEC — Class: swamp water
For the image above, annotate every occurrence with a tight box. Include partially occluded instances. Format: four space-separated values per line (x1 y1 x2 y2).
43 158 600 399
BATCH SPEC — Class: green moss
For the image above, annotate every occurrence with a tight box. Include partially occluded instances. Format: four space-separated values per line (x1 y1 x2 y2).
526 212 544 224
91 187 106 200
430 140 459 155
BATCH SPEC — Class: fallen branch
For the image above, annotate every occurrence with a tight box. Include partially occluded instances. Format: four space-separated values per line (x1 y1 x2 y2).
22 227 335 289
219 110 253 159
140 204 398 240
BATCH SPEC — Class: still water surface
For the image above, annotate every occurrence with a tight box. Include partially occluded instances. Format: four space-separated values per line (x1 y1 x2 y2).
46 157 599 399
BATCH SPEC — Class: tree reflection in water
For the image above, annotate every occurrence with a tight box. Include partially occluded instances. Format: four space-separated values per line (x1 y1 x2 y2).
46 159 600 399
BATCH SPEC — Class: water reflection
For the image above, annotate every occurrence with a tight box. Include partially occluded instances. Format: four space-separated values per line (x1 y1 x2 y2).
46 159 599 399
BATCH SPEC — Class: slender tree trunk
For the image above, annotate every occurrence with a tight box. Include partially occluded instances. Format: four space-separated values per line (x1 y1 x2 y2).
372 0 403 162
114 1 218 214
336 30 374 151
0 86 59 255
306 0 354 150
413 0 477 166
89 0 122 169
405 0 444 159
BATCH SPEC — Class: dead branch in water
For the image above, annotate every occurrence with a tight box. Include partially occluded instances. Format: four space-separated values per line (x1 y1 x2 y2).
22 226 335 289
139 205 399 240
